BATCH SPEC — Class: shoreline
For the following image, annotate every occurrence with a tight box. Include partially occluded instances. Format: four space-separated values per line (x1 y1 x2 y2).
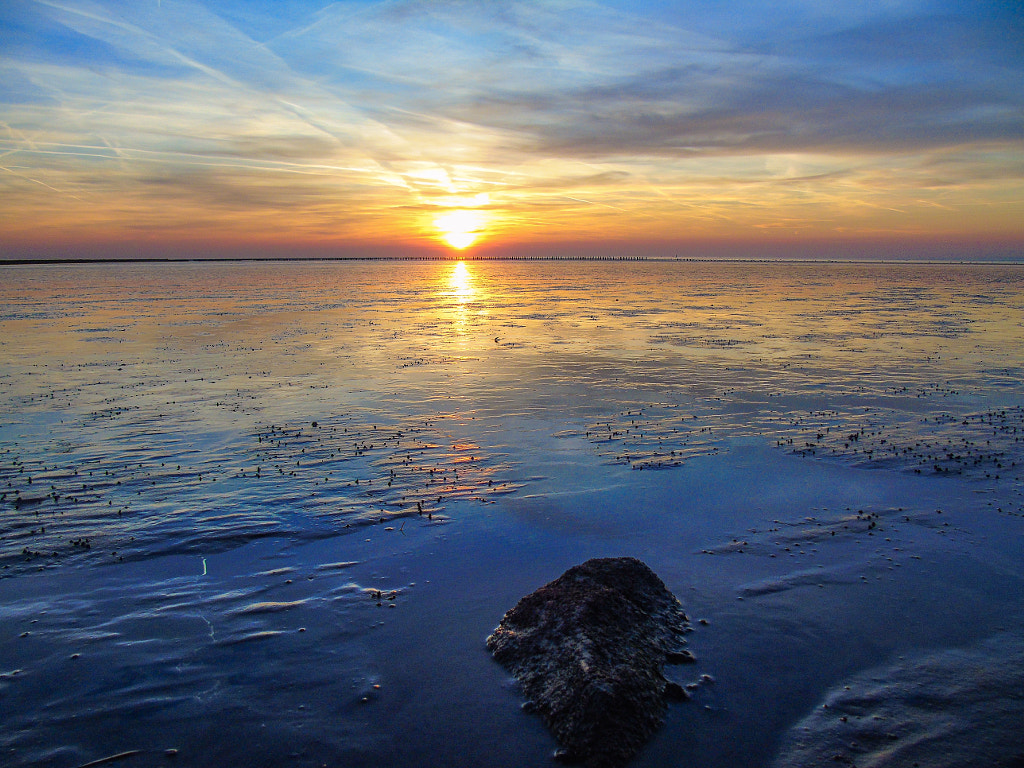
2 256 1023 266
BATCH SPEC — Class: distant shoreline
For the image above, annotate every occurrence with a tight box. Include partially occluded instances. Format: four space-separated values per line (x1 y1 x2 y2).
2 256 1022 266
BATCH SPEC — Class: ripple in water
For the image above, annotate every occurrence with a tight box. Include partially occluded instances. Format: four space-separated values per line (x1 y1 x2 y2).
773 633 1024 768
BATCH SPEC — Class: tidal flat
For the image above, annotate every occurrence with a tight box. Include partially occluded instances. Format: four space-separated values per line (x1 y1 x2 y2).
1 259 1023 767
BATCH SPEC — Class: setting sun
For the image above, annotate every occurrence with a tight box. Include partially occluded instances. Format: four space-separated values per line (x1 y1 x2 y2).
435 209 487 250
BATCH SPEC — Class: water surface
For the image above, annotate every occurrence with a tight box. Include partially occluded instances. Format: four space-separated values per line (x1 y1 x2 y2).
2 260 1023 767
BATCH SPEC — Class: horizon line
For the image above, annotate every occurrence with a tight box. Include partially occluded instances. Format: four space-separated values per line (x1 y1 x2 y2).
2 256 1023 267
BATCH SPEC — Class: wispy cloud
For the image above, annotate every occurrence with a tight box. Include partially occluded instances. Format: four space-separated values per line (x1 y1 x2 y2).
1 0 1021 257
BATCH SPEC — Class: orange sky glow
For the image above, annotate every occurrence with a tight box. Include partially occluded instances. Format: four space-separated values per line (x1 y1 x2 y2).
1 1 1021 261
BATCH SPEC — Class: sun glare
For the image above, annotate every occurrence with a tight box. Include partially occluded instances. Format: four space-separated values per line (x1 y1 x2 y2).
435 209 486 250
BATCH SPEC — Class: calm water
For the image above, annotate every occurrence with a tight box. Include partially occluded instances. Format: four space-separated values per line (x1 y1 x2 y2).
2 260 1023 767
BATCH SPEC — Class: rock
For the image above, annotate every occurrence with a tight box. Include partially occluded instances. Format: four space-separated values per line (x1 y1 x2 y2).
486 557 692 768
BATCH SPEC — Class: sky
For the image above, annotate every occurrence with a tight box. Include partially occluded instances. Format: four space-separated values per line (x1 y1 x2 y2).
1 0 1022 260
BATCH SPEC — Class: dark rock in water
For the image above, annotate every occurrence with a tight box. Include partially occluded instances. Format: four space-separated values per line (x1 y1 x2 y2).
486 557 692 768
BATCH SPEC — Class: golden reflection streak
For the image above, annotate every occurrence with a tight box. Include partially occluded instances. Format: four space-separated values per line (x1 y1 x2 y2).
439 260 478 344
448 260 474 302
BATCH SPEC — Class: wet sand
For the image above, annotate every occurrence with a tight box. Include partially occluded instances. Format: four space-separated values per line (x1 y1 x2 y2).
1 260 1023 767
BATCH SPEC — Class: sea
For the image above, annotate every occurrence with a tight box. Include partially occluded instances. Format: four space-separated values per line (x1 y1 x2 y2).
1 259 1023 767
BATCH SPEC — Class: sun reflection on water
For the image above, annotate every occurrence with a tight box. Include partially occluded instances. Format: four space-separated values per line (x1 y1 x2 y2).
448 260 474 302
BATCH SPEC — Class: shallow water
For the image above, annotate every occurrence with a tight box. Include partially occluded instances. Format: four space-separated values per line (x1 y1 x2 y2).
1 260 1023 767
773 632 1024 767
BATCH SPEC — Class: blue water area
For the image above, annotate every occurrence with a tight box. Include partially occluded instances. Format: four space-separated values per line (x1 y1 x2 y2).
1 260 1023 767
